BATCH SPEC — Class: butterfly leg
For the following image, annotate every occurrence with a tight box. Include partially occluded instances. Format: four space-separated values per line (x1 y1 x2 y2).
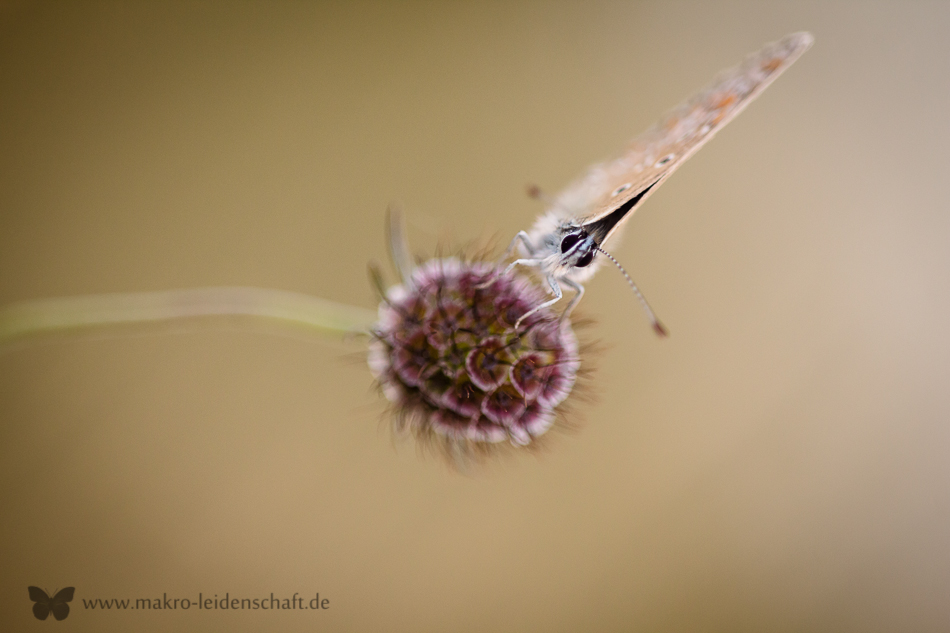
514 274 562 329
476 232 536 289
558 277 585 323
502 257 542 277
479 257 543 290
503 231 536 259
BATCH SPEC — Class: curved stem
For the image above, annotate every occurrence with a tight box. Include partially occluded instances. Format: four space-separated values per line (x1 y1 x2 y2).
0 286 378 347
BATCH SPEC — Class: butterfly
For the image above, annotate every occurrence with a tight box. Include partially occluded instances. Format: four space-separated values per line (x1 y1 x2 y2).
500 32 814 334
28 586 75 621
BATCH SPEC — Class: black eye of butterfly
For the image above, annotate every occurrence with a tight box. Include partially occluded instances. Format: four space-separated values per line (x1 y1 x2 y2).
576 251 594 268
560 234 581 253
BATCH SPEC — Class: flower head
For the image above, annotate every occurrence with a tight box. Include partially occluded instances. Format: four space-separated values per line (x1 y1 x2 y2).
369 257 581 460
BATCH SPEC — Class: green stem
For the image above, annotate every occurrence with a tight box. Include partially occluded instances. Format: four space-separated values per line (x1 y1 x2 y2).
0 286 378 347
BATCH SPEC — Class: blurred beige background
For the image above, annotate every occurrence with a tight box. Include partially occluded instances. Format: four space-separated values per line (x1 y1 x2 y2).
2 2 949 631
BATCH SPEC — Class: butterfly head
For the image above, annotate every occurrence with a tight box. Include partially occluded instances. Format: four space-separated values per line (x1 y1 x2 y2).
557 229 597 273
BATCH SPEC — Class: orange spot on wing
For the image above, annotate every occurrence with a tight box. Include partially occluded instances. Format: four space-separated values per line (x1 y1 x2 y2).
712 93 737 110
762 57 783 73
708 93 737 125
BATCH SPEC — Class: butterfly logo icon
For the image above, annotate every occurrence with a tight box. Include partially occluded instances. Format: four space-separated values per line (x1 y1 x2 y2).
28 586 75 621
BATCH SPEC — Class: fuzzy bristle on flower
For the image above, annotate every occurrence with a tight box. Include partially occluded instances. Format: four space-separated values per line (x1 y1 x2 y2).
368 258 580 455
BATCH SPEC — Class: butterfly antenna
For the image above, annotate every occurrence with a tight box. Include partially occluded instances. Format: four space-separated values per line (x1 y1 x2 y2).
594 246 668 338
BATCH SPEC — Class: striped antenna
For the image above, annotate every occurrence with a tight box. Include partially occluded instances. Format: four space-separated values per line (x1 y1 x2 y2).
594 246 668 338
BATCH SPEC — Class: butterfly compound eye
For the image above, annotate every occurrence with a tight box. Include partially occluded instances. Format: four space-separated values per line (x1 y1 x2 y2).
576 251 594 268
560 234 581 253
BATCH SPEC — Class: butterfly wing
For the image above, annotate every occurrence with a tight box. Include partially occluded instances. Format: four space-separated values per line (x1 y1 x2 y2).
551 32 813 243
51 587 75 621
28 586 51 621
